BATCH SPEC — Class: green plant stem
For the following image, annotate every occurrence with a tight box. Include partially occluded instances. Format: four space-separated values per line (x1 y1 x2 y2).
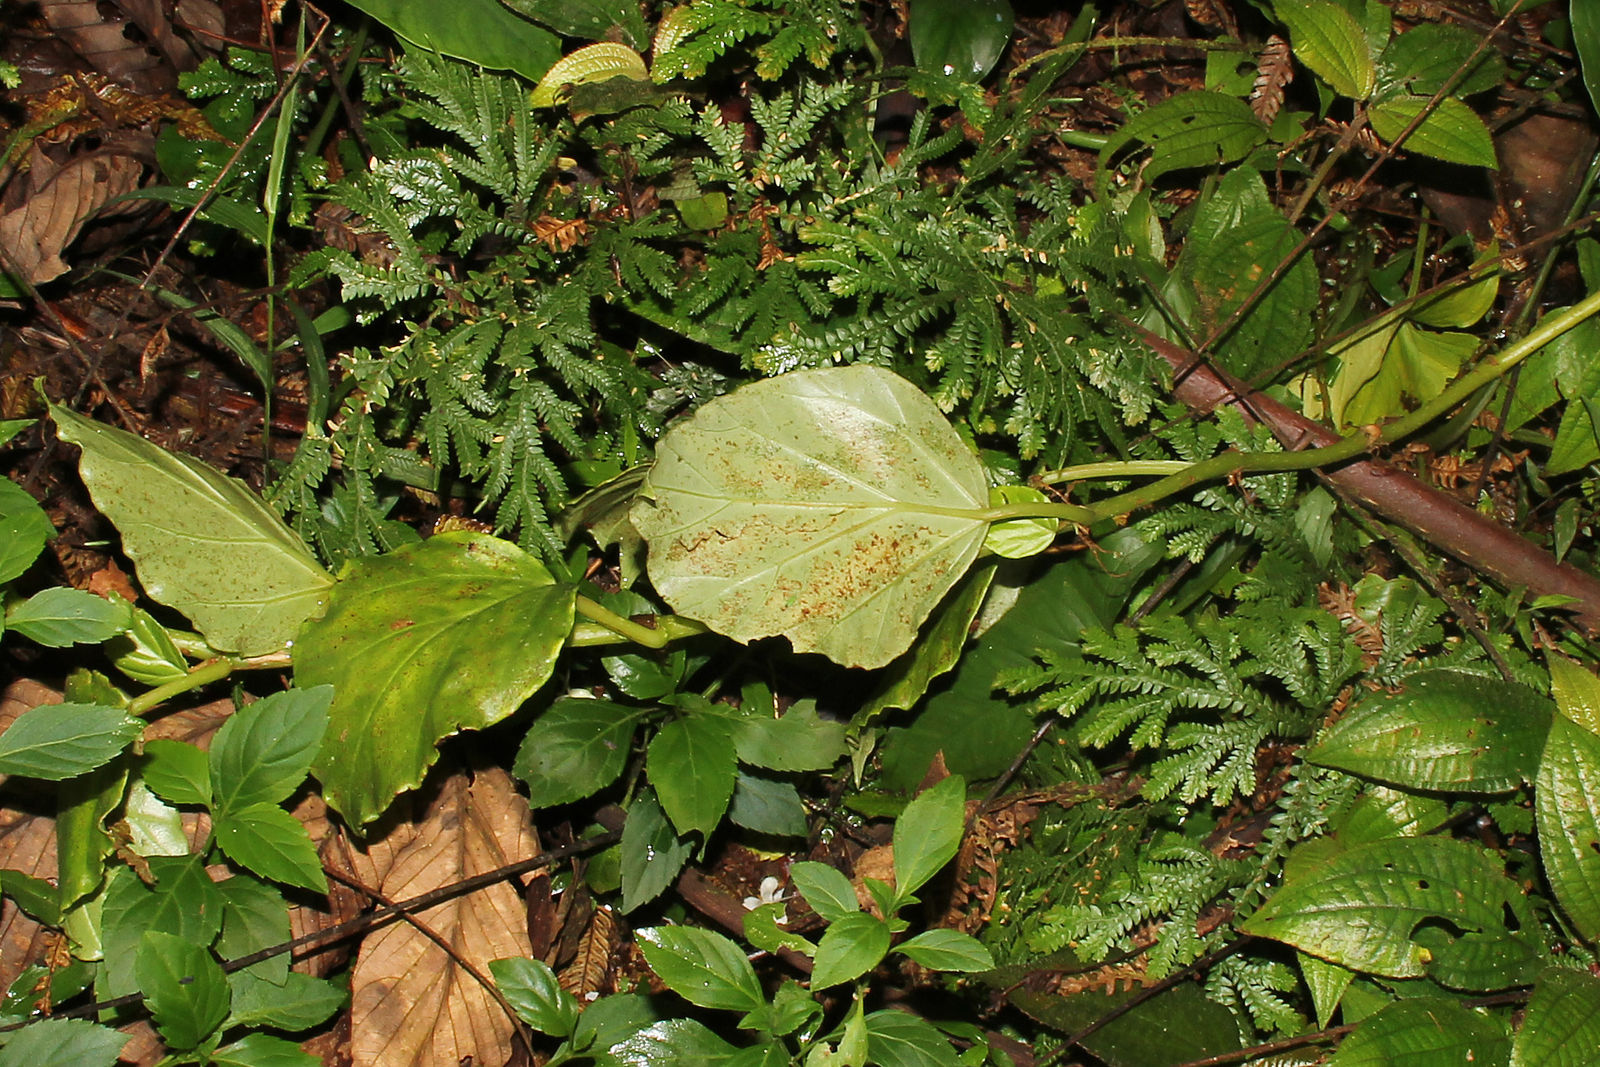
128 658 234 716
1034 460 1192 485
571 596 709 648
1087 288 1600 522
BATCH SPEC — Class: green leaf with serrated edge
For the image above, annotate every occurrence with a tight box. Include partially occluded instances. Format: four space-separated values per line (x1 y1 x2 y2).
741 980 822 1038
744 903 815 958
734 700 847 773
489 957 578 1037
728 772 807 837
136 929 229 1051
514 698 643 808
620 790 691 912
637 926 765 1012
1241 836 1526 977
1376 22 1503 98
1511 967 1600 1064
810 913 892 990
631 365 991 670
648 714 737 838
214 803 326 892
217 874 290 986
1368 95 1497 168
571 991 656 1053
210 687 330 814
982 485 1056 559
1275 0 1376 99
909 0 1013 81
0 1018 129 1067
895 930 994 972
226 971 345 1032
338 0 559 79
0 703 141 780
297 532 575 828
106 606 188 686
49 402 332 656
1537 715 1600 942
864 1010 960 1067
1299 950 1353 1030
789 861 861 924
1550 655 1600 735
210 1033 320 1067
1098 91 1266 191
0 478 54 585
6 588 130 647
1307 669 1551 792
1325 997 1508 1066
98 860 220 1000
854 561 995 734
1577 0 1600 116
893 775 966 904
607 1018 740 1065
141 739 212 808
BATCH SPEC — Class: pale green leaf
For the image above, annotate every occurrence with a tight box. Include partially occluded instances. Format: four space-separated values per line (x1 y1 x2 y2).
637 926 765 1012
136 929 229 1050
296 532 575 827
648 714 737 838
123 780 188 858
489 957 578 1037
1242 836 1527 977
50 402 332 655
0 703 141 780
338 0 560 80
214 803 327 892
810 913 892 990
106 606 189 686
789 861 861 924
982 486 1056 558
514 698 643 808
529 43 648 108
894 929 994 972
5 587 130 647
1536 715 1600 942
1511 967 1600 1066
1276 0 1377 99
607 1018 741 1065
0 1018 128 1067
1307 669 1551 792
1549 655 1600 735
893 775 967 903
631 366 990 670
1299 950 1354 1030
1340 322 1477 428
1326 997 1508 1066
1369 95 1498 169
211 686 331 813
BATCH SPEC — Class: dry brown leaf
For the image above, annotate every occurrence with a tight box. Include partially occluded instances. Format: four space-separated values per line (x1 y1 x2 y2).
0 149 142 284
347 766 538 1067
1251 36 1292 125
0 682 64 994
557 904 615 999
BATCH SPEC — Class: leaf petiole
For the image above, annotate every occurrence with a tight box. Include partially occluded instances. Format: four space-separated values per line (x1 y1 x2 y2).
571 596 710 649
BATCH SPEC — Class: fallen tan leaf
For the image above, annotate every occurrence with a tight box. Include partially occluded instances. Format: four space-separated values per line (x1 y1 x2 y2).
0 149 142 285
0 681 64 995
346 765 538 1067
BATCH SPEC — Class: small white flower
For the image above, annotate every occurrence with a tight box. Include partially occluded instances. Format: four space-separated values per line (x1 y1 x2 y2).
742 875 789 924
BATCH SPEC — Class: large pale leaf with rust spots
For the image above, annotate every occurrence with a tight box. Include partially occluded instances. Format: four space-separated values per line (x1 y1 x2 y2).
630 366 989 669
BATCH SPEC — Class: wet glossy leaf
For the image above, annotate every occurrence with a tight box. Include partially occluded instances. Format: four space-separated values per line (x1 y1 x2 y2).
895 930 994 972
339 0 559 79
1242 836 1527 977
50 402 332 656
608 1018 741 1065
631 366 990 669
1276 0 1376 99
621 789 692 912
1326 996 1508 1065
297 532 576 827
893 775 966 903
1537 716 1600 942
789 860 861 924
637 926 765 1012
1308 670 1551 792
489 957 578 1037
909 0 1013 81
1511 967 1600 1065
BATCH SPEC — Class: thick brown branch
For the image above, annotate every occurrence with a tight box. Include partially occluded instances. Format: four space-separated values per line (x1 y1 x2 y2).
1139 331 1600 634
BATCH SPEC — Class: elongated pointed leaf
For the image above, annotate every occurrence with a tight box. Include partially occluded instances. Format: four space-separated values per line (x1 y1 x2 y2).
620 790 691 912
895 929 994 972
1276 0 1376 100
865 1010 960 1067
1308 670 1551 792
211 686 331 813
50 402 332 655
893 775 967 904
296 532 576 827
0 703 142 780
489 957 578 1037
1369 95 1497 169
810 913 891 989
339 0 560 79
214 803 327 892
1512 967 1600 1065
1327 997 1508 1066
514 698 643 808
0 1019 128 1067
1537 715 1600 942
631 366 990 669
648 714 737 838
1242 836 1526 977
5 587 130 647
637 926 765 1012
789 861 861 924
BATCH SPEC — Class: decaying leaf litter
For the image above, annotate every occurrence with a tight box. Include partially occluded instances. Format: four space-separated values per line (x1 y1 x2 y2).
3 0 1600 1065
